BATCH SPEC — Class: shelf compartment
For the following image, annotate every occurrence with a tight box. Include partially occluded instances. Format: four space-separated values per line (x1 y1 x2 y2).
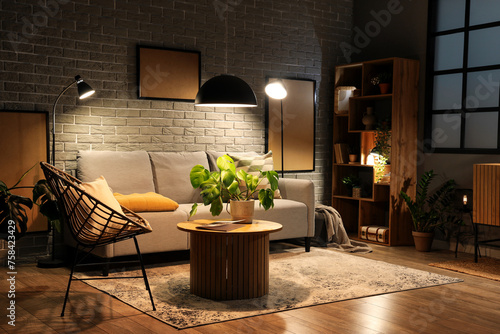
348 97 392 132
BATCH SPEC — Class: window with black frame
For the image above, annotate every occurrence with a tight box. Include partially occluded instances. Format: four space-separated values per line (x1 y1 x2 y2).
425 0 500 153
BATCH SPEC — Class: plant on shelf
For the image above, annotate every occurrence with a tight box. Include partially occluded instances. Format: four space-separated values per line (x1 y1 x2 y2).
0 164 59 240
189 154 279 220
341 175 360 197
370 71 392 94
373 123 391 183
400 170 463 251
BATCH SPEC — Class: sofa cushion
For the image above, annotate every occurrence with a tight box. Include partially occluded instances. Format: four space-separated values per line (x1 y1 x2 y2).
77 151 155 194
149 151 210 204
229 151 282 199
114 192 179 212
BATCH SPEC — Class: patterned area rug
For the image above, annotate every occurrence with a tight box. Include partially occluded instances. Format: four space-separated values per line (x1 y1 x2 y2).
429 256 500 281
76 248 462 329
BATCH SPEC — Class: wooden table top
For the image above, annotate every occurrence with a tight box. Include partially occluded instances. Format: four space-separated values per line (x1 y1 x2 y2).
177 219 283 234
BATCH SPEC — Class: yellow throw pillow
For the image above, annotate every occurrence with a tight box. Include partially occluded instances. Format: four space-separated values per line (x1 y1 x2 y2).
114 192 179 212
72 176 143 241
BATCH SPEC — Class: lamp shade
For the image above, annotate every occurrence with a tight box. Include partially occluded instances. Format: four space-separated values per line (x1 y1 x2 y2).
75 75 95 99
195 75 257 107
265 80 287 99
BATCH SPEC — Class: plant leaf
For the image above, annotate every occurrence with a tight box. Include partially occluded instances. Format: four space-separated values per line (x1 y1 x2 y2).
217 155 235 173
190 165 210 188
189 203 198 218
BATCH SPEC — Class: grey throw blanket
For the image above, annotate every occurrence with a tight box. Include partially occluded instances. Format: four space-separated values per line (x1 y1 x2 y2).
315 204 372 253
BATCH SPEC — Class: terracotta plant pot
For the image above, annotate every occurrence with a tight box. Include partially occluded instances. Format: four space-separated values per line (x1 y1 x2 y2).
412 231 434 252
379 83 391 94
230 199 255 223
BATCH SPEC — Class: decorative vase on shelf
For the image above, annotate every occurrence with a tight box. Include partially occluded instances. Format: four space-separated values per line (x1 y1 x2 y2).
362 107 376 130
349 154 358 164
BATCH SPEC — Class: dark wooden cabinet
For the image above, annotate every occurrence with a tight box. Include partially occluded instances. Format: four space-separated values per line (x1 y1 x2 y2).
332 58 419 246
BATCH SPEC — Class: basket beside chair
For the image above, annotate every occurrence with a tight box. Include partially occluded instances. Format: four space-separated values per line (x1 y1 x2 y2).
40 162 156 316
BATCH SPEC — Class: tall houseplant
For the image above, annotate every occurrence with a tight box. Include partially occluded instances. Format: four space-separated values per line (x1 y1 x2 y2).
0 165 59 240
400 170 462 251
189 154 279 221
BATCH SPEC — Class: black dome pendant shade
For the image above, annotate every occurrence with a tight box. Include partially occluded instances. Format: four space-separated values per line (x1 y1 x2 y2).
195 75 257 107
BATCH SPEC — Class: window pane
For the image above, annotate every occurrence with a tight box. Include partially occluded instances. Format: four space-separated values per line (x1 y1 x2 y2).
464 112 498 148
466 70 500 109
468 26 500 67
433 74 463 110
434 33 464 71
470 0 500 26
432 114 462 148
435 0 466 32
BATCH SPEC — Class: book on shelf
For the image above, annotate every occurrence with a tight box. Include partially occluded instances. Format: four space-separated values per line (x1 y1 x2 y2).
334 143 350 164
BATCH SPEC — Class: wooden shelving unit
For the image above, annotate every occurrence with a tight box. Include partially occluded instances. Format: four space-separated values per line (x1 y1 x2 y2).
332 57 419 246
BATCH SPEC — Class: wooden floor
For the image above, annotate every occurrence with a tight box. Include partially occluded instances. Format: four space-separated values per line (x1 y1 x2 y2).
1 244 500 333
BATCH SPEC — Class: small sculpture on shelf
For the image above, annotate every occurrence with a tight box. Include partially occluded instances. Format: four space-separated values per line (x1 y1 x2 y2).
362 107 376 130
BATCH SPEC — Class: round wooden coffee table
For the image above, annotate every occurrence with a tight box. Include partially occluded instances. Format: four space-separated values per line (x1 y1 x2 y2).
177 219 282 300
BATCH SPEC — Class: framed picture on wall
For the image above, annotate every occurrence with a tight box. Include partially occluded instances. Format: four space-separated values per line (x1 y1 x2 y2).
265 78 316 172
137 46 201 101
0 110 50 233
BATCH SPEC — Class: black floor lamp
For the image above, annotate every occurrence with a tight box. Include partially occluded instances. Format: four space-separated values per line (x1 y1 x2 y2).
37 75 95 268
265 79 287 177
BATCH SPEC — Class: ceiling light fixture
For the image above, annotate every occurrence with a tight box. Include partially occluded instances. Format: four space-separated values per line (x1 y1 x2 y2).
195 0 257 108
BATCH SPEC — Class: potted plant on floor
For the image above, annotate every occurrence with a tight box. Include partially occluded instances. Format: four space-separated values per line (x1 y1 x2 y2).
0 165 59 240
400 170 462 252
189 154 279 223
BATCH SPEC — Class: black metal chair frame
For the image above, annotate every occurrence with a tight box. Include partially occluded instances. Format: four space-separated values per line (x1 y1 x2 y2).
40 162 156 316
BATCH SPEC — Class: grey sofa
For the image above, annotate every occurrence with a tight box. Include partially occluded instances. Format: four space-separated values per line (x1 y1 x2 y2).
74 150 315 258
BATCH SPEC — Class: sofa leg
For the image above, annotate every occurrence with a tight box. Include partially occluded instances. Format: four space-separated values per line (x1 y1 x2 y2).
102 260 110 277
305 237 311 252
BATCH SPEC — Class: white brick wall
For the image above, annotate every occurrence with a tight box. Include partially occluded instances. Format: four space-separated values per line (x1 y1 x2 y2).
0 0 354 204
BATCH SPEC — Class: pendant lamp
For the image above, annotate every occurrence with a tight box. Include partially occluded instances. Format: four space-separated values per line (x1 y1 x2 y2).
195 75 257 107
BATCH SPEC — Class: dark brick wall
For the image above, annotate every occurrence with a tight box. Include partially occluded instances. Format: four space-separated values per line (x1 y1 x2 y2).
0 0 353 207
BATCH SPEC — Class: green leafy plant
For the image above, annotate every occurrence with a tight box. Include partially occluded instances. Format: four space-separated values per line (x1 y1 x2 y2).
0 164 60 240
371 71 392 85
400 170 463 232
189 154 279 217
341 175 360 197
373 124 391 182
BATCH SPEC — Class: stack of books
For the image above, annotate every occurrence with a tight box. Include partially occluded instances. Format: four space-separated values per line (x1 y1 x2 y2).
334 143 350 164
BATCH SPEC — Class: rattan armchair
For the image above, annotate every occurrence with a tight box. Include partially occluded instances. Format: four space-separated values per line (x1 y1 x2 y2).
40 162 156 316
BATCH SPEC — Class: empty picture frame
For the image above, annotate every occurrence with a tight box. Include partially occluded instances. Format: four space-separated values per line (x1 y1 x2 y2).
266 78 316 172
0 110 49 233
137 46 201 101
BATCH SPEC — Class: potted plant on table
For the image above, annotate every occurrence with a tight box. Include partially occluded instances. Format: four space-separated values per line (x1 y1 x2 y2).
189 154 279 223
400 170 463 252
